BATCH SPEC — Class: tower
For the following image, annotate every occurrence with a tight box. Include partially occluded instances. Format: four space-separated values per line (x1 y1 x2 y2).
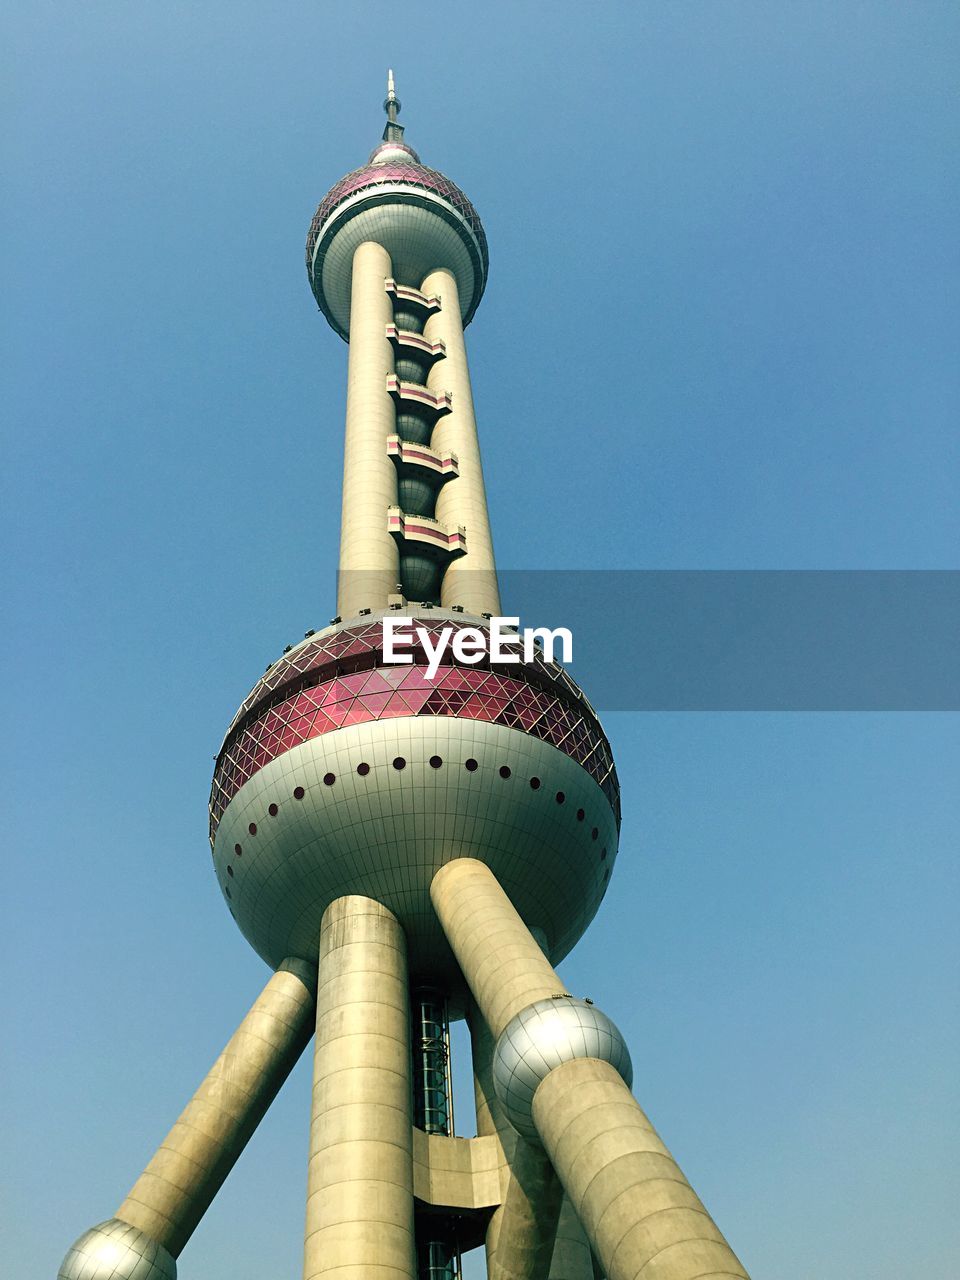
59 77 750 1280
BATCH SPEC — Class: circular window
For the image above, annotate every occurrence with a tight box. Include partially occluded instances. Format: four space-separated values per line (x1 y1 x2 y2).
248 822 257 835
227 865 234 878
555 791 565 804
576 808 585 822
357 762 370 776
591 827 598 840
268 803 279 817
293 786 305 800
393 757 406 770
530 777 541 790
234 843 242 856
323 772 336 786
465 758 479 772
499 765 511 779
429 755 443 768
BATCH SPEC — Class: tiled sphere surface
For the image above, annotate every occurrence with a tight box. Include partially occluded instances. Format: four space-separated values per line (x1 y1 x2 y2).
58 1219 177 1280
306 160 488 339
210 611 619 829
492 998 633 1139
211 612 620 984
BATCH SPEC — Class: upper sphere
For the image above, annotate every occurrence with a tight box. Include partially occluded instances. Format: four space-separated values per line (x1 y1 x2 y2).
306 147 489 340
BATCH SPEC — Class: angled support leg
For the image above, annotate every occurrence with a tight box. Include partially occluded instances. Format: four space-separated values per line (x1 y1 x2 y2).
59 957 317 1279
432 859 750 1280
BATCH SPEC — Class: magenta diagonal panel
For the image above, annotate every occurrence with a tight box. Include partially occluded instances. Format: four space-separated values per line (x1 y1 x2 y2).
212 626 619 840
306 160 488 270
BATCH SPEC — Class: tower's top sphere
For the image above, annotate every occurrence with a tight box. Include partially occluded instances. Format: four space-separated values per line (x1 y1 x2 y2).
306 73 489 339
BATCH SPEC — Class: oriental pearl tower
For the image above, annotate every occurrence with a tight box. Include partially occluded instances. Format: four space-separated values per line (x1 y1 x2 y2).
60 76 750 1280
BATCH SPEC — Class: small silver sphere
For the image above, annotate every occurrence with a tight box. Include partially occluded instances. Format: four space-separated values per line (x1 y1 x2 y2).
58 1219 176 1280
492 997 633 1139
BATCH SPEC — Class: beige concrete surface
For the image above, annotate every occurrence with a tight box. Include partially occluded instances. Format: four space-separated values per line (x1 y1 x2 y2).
532 1061 749 1280
432 860 750 1280
303 896 417 1280
410 1127 501 1210
337 242 401 618
116 958 316 1256
431 860 567 1039
548 1195 596 1280
471 1003 563 1280
421 269 501 616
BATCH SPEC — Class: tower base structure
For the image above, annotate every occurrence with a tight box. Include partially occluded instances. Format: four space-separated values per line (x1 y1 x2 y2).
61 860 749 1280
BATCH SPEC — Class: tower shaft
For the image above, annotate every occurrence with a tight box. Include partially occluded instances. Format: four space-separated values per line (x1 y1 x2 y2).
337 250 500 618
422 267 500 616
337 241 401 617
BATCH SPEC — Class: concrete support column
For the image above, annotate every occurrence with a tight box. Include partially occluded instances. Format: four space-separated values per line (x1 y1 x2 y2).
432 860 565 1038
533 1061 748 1280
303 896 417 1280
116 957 317 1256
337 241 400 619
548 1196 595 1280
431 860 750 1280
421 268 501 617
471 1007 563 1280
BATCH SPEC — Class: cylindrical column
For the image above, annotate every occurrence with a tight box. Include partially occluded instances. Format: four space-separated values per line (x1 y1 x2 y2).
337 241 400 618
534 1061 748 1280
548 1195 595 1280
432 861 750 1280
117 957 316 1255
421 268 501 617
432 859 565 1038
303 896 416 1280
471 1007 563 1280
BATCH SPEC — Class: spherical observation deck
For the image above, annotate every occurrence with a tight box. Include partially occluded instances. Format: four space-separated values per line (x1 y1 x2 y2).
306 133 488 339
209 609 619 990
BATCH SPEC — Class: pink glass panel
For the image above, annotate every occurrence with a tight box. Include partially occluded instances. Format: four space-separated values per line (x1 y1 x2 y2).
212 635 619 839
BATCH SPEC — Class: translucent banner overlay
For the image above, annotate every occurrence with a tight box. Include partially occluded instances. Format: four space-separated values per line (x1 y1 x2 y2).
488 570 960 711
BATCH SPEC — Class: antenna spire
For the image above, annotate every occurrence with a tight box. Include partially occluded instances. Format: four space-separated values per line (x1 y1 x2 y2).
382 68 405 143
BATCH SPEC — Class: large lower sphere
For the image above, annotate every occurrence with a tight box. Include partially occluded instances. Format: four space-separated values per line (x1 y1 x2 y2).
213 717 618 986
210 611 620 989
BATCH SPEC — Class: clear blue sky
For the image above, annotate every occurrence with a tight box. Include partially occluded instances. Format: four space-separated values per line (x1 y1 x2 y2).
2 4 957 1278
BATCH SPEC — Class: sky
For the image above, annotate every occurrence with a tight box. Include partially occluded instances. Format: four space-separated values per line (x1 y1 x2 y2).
2 3 958 1278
